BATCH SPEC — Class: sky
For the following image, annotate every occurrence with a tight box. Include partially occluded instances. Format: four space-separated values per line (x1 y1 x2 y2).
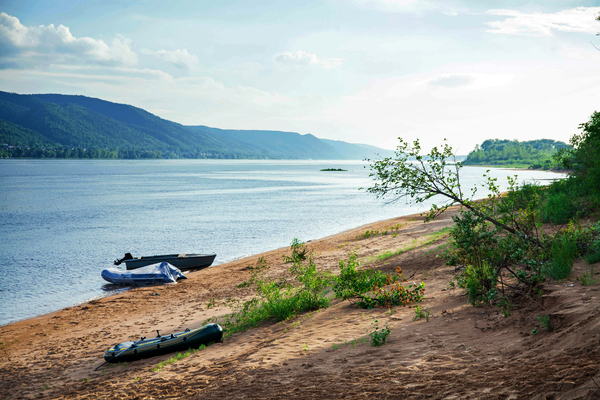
0 1 599 153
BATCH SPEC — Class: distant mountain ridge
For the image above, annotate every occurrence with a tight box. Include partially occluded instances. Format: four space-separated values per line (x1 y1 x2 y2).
0 91 394 160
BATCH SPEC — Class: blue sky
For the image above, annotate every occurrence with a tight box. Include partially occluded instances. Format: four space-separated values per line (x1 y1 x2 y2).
1 1 599 152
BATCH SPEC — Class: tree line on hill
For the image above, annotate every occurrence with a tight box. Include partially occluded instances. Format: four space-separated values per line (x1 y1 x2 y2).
462 138 570 169
0 91 392 160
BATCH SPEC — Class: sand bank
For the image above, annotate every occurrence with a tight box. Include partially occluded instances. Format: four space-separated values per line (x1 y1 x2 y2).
1 207 599 399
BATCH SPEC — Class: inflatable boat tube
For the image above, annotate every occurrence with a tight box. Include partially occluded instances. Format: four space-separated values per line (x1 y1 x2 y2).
104 323 223 363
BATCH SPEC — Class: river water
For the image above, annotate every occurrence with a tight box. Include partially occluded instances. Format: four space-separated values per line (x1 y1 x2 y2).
0 159 560 325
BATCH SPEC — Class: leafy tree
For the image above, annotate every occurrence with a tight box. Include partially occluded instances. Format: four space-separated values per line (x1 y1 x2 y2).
366 138 553 303
554 111 600 207
366 138 542 245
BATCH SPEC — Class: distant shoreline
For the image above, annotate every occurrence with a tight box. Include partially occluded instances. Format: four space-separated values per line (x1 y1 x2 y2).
464 165 568 174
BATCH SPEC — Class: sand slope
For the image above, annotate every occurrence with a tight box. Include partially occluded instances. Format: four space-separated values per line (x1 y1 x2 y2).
1 209 599 399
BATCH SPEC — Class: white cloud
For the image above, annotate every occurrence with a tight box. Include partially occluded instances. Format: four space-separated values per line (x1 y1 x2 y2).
0 12 138 67
347 0 431 13
484 7 600 37
428 73 514 90
429 74 474 88
273 50 342 69
142 48 199 70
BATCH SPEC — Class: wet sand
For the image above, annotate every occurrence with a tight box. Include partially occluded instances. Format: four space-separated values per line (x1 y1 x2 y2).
1 207 599 399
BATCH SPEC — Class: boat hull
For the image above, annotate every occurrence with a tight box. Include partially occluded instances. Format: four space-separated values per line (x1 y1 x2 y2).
124 253 216 271
104 323 223 363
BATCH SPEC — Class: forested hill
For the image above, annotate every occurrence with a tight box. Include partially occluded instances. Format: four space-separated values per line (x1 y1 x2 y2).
0 91 394 160
463 139 570 169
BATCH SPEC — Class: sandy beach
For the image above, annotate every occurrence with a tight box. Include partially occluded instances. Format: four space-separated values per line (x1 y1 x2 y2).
1 207 599 399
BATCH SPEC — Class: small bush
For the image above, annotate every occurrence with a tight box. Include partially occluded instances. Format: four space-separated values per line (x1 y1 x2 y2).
368 319 390 346
585 251 600 265
536 315 553 332
584 230 600 264
498 296 513 317
412 304 430 321
544 235 577 281
444 211 502 269
540 180 587 224
457 262 498 306
216 239 332 337
356 281 425 309
581 265 597 286
332 251 391 300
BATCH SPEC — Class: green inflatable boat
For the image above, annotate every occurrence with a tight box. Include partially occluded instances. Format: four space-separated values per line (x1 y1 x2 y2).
103 323 223 364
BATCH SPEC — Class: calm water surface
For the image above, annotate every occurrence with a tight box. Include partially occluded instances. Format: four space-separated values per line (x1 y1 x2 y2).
0 160 560 325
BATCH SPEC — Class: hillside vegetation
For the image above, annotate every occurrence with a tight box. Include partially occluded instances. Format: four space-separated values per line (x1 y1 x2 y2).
463 138 569 169
0 91 393 160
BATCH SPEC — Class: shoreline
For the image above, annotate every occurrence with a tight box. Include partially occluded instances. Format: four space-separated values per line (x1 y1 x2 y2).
2 203 599 399
2 208 433 328
1 163 564 328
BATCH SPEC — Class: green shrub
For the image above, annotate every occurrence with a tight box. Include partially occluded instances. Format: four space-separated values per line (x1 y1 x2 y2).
581 265 597 286
584 225 600 264
412 304 430 321
536 315 553 332
368 319 391 346
585 251 600 265
544 235 577 281
456 262 499 306
332 251 389 299
541 191 580 224
444 211 502 268
356 281 425 309
219 239 332 336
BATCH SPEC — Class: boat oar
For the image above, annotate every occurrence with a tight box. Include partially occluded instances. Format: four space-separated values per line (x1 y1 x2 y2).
94 336 146 371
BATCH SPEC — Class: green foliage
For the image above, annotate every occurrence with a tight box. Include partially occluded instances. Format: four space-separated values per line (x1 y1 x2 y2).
463 138 568 168
444 211 502 268
580 265 597 286
357 229 380 240
583 223 600 264
332 252 425 309
215 239 332 337
555 111 600 205
356 281 425 309
456 263 499 306
585 251 600 265
355 224 404 241
205 298 217 309
498 296 513 317
366 138 466 221
368 319 391 346
332 251 389 300
412 305 430 321
536 315 553 332
444 203 546 298
539 180 587 224
544 235 577 281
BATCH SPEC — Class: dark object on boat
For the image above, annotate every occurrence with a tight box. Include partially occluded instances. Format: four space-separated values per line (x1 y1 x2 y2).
114 253 217 271
102 323 223 364
114 253 134 265
101 262 186 285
